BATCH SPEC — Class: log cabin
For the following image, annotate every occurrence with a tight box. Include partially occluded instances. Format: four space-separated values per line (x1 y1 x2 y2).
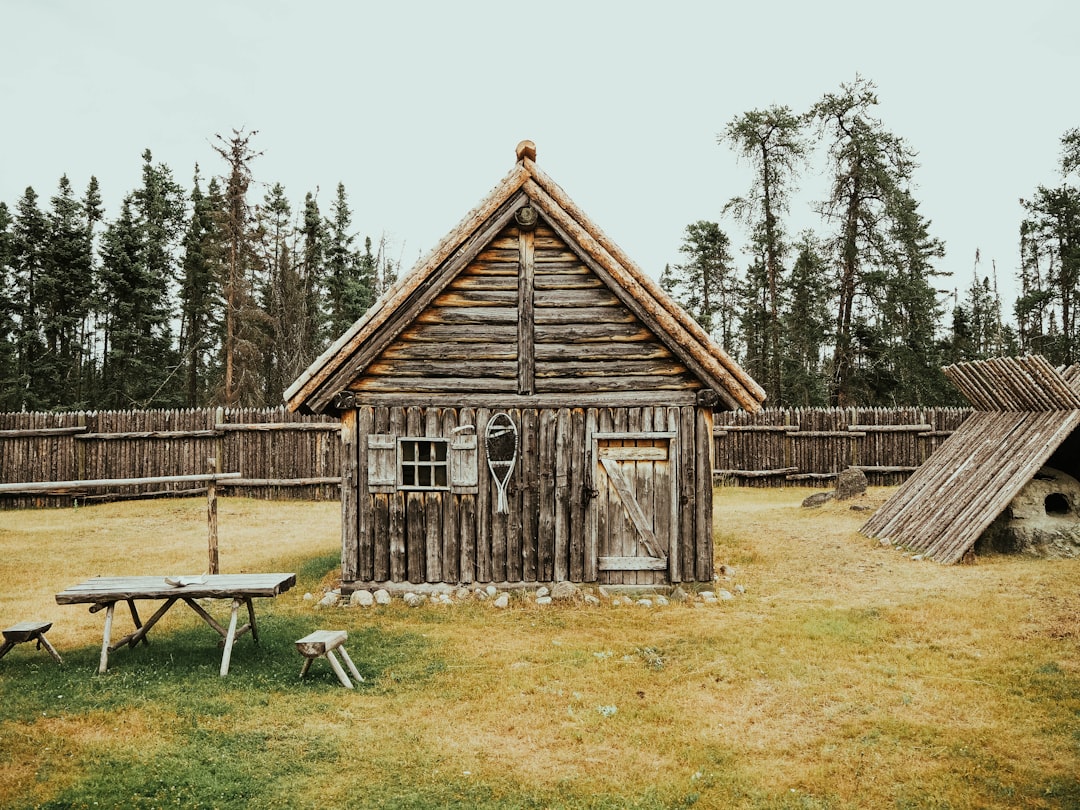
285 141 765 590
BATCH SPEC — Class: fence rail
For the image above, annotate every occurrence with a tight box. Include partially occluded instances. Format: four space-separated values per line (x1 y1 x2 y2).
713 406 972 487
0 405 974 507
0 407 341 508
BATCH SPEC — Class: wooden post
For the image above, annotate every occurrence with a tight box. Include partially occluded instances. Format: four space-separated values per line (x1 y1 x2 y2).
207 457 219 574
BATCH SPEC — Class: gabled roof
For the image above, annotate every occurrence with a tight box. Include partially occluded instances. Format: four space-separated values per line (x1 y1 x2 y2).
861 355 1080 563
285 141 765 415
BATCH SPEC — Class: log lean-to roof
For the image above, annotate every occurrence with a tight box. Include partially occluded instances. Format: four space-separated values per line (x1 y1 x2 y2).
284 141 766 416
861 355 1080 563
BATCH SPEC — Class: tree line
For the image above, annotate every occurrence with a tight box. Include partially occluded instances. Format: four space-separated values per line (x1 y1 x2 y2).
661 77 1080 407
2 91 1078 413
0 128 398 412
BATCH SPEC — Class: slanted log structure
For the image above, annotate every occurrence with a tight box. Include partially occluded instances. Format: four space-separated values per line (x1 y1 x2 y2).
286 141 765 588
862 355 1080 563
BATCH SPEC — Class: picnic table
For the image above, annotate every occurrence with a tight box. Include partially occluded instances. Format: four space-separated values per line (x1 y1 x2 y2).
55 573 296 676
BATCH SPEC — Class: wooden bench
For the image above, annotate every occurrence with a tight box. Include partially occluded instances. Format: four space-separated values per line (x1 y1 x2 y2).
295 630 363 688
1 621 63 665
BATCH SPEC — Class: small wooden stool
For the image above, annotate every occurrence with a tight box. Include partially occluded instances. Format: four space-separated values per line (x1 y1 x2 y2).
1 621 63 665
295 630 363 688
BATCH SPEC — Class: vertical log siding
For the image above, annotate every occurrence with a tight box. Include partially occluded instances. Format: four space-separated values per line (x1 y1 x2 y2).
345 404 710 587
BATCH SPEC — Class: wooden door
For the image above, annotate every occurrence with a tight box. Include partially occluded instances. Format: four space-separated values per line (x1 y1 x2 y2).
589 432 678 585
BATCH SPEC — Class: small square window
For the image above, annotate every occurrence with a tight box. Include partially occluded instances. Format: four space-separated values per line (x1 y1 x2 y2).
398 438 450 491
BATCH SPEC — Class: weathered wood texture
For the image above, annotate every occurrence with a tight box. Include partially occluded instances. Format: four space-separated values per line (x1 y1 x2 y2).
0 407 340 508
713 407 971 487
346 404 709 586
352 223 701 397
863 355 1080 563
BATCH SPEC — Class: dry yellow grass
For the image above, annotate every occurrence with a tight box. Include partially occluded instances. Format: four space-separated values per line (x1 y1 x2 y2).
1 487 1078 809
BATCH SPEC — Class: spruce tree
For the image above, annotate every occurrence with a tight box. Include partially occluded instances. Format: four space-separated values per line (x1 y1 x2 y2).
178 167 221 406
10 187 48 410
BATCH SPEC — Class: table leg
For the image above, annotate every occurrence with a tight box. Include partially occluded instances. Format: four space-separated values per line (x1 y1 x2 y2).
99 602 115 674
126 599 148 647
219 598 241 677
246 599 258 643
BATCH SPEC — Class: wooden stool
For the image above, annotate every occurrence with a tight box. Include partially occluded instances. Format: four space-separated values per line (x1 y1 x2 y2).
295 630 363 688
1 621 63 665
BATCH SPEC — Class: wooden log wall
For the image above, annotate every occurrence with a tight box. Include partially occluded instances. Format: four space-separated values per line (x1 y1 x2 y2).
346 404 711 586
0 407 340 508
713 407 971 488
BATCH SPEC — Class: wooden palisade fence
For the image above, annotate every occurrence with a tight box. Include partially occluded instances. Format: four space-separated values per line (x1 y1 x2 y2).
0 406 341 508
713 407 971 487
0 405 972 507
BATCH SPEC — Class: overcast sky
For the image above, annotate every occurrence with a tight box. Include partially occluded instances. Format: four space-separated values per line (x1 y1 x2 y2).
3 1 1076 314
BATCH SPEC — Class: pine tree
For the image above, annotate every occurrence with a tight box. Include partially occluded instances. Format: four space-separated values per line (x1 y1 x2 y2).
807 77 942 405
97 196 176 407
780 234 831 405
10 187 48 410
325 183 375 338
722 105 808 402
662 221 736 348
0 202 18 409
178 167 221 406
212 128 265 406
39 175 95 407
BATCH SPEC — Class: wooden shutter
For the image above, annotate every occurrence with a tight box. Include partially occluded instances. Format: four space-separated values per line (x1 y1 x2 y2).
451 433 478 493
367 434 396 493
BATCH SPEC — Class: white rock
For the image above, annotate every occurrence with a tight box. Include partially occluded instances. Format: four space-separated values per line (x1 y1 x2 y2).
454 587 472 601
403 592 426 607
486 585 498 597
303 592 314 602
374 589 391 605
493 593 510 609
583 594 601 606
699 591 715 600
734 584 746 594
536 596 553 606
318 592 339 608
552 581 580 600
655 595 669 606
350 590 374 607
636 599 653 608
717 590 734 601
536 586 550 598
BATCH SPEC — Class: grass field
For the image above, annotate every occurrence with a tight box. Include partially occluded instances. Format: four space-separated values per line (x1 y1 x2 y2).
1 487 1078 809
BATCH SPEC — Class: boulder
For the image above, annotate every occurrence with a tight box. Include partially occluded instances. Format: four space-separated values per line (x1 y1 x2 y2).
350 589 374 607
835 466 868 500
802 491 833 508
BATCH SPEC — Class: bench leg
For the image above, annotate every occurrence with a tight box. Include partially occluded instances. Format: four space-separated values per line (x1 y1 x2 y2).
325 650 354 689
36 633 63 665
0 640 14 661
338 644 364 683
299 657 313 679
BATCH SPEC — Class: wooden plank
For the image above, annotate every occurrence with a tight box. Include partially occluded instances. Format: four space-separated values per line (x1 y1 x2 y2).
518 227 535 396
537 408 557 582
568 408 586 582
457 407 476 583
424 408 442 583
520 409 538 582
0 426 88 438
598 556 668 571
342 408 361 582
695 408 714 581
388 408 407 581
583 408 599 582
475 408 492 582
600 458 664 559
554 408 571 581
